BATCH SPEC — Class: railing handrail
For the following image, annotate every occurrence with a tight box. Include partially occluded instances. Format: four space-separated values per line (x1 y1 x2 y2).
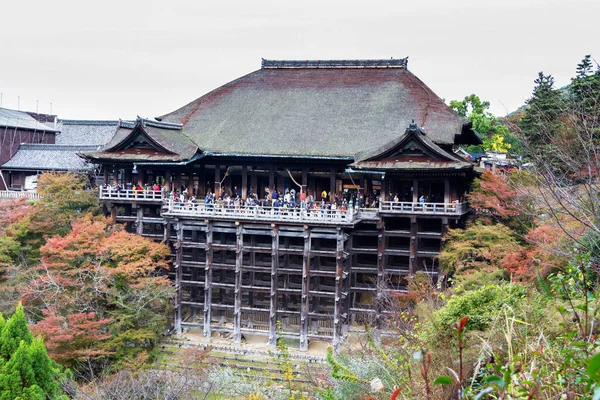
0 190 41 200
99 187 164 201
166 200 356 223
379 200 466 215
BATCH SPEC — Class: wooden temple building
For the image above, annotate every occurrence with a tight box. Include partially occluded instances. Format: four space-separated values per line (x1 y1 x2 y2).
82 58 481 351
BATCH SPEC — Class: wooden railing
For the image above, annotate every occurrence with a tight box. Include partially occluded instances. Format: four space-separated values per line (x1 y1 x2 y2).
0 190 41 200
380 201 467 215
98 187 164 202
165 200 357 224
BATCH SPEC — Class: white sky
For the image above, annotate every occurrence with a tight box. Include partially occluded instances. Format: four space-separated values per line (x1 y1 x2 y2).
0 0 597 120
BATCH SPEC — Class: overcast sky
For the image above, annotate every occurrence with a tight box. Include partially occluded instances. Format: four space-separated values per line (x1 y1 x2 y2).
0 0 597 120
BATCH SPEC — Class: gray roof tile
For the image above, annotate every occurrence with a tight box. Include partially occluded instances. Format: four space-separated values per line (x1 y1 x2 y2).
2 144 98 171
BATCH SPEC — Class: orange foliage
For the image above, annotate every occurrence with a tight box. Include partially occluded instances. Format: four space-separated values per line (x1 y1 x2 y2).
468 170 520 219
0 198 32 232
30 309 113 366
502 223 568 279
23 214 171 315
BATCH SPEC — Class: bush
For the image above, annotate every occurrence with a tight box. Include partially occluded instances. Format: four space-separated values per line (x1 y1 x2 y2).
433 284 527 334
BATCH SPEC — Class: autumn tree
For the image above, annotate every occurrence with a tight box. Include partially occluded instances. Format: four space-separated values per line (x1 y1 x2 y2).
0 303 67 400
25 215 173 372
29 172 100 237
515 55 600 255
439 222 523 289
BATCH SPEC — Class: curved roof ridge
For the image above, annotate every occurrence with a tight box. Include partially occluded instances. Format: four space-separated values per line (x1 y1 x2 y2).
261 58 408 69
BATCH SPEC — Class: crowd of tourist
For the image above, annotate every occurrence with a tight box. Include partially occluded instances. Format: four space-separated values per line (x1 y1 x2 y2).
101 182 451 215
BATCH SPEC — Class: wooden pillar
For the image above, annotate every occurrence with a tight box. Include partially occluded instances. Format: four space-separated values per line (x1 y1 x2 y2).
136 207 144 235
109 204 117 222
103 168 108 186
300 226 311 351
250 168 257 197
233 222 243 344
412 179 419 203
214 165 221 197
163 221 170 243
175 222 183 335
302 168 308 194
330 168 336 203
276 171 284 194
333 228 345 352
174 172 182 194
241 166 248 200
381 177 387 200
268 225 279 346
113 167 119 185
136 168 144 186
268 165 275 195
444 178 451 204
203 221 213 338
187 173 194 197
164 170 171 191
375 220 385 340
199 166 206 197
409 216 418 274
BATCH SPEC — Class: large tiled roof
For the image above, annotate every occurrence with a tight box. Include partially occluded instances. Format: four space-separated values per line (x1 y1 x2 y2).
0 108 59 132
56 120 119 146
82 118 198 162
157 58 475 158
2 144 98 171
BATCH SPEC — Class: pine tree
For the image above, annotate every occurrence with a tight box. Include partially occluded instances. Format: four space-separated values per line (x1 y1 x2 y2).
0 303 66 400
519 72 564 150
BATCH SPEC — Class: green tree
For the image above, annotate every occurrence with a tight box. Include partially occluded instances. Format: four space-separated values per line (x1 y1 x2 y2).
519 72 564 151
0 303 66 400
449 94 514 153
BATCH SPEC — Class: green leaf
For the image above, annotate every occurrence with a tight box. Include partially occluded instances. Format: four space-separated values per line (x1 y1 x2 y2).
483 375 505 388
433 376 453 385
587 353 600 381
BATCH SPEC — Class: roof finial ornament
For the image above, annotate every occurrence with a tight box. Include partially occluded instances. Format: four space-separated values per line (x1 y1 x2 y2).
407 120 425 135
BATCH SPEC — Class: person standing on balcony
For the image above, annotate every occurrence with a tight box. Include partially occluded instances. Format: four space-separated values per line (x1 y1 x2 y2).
321 189 327 201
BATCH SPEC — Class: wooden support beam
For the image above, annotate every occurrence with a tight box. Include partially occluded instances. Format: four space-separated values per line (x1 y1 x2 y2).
187 174 194 197
174 172 182 194
444 178 451 204
137 168 144 186
330 168 336 203
300 226 311 351
302 168 308 194
233 222 243 344
203 222 213 338
103 168 108 186
333 227 344 352
241 165 248 200
250 168 257 197
375 219 385 340
199 166 206 197
190 230 199 318
381 177 388 200
409 216 418 274
175 222 183 335
268 225 279 347
268 165 275 195
164 170 171 191
136 207 144 235
342 232 352 334
214 164 221 197
413 179 419 203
